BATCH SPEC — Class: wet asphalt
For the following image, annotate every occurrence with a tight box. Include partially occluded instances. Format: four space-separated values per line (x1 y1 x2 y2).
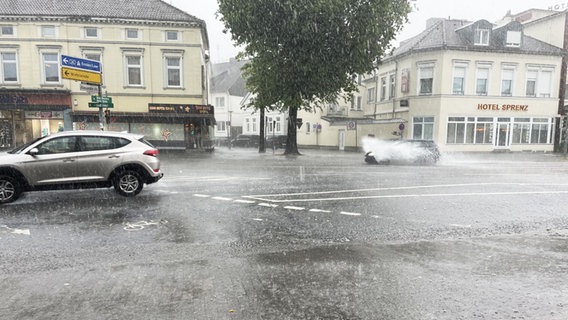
1 147 568 319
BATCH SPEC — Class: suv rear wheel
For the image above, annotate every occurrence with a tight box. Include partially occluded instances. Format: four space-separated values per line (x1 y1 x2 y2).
113 170 144 197
0 175 21 204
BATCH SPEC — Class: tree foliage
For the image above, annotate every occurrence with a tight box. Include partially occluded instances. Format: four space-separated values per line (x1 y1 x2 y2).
218 0 412 154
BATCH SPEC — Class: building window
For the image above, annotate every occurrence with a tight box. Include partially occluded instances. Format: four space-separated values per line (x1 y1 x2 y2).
164 56 182 87
41 25 56 37
389 74 396 99
41 52 60 84
1 52 18 83
367 87 376 103
124 54 143 86
165 30 179 41
501 68 514 96
418 64 434 95
474 29 490 45
252 118 257 132
126 28 139 40
217 121 226 132
506 31 521 47
531 118 551 144
85 27 99 38
526 68 553 98
83 52 101 62
380 77 387 101
512 118 531 144
448 117 495 144
215 97 225 109
476 67 489 95
452 65 466 95
412 117 434 140
1 25 14 36
526 70 537 97
356 96 362 110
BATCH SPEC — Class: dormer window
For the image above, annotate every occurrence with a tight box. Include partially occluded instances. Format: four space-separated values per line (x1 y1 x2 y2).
506 31 521 47
474 29 490 45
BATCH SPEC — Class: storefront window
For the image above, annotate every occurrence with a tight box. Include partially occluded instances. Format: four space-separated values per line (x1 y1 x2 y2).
447 117 551 145
413 116 434 140
530 118 550 144
512 118 530 144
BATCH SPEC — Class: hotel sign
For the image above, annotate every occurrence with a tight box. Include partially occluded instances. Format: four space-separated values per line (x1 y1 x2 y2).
477 103 528 112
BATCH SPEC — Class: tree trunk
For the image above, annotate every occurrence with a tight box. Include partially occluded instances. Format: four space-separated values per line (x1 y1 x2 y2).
285 107 300 155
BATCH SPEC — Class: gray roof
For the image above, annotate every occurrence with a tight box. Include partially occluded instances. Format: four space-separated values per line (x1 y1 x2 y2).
211 59 248 97
0 0 203 24
388 18 565 61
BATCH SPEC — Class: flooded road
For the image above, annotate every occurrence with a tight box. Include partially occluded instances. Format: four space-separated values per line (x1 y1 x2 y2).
1 149 567 319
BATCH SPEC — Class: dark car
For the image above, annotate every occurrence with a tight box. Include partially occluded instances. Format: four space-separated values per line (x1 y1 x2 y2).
231 134 260 148
364 139 441 165
265 135 287 149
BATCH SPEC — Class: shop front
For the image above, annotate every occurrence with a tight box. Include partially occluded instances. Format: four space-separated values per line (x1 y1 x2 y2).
436 100 558 152
71 103 215 151
0 89 71 149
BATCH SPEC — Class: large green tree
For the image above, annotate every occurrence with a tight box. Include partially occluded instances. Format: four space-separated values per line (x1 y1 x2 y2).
218 0 412 154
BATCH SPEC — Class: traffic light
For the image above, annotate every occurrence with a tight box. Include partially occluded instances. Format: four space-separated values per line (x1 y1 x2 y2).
104 109 111 124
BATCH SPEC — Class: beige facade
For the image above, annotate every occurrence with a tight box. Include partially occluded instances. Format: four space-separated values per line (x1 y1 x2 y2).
299 13 566 153
0 3 213 150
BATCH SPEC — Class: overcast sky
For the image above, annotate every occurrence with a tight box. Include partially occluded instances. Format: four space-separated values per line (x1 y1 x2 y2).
169 0 563 63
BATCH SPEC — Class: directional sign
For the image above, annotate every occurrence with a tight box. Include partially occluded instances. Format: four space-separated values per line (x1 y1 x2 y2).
61 67 102 85
91 96 112 104
88 102 114 108
61 55 101 73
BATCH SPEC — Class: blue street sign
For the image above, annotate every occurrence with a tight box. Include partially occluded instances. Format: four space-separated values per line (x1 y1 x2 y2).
61 55 101 73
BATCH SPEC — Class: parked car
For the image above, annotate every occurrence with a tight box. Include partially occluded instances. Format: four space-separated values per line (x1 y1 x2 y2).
265 135 287 149
364 139 441 165
231 134 260 148
0 130 163 204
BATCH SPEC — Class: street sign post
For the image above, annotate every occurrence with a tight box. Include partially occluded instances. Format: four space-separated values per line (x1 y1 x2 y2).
88 102 114 108
61 55 101 73
61 67 102 85
61 54 105 127
91 96 112 104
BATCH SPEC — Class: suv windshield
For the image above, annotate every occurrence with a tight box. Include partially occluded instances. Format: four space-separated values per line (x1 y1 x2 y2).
7 137 43 154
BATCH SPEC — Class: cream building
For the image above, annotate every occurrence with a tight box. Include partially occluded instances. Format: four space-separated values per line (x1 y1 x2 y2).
298 14 566 153
0 0 213 150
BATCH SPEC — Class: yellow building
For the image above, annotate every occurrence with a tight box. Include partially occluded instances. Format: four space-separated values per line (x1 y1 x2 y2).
0 0 212 150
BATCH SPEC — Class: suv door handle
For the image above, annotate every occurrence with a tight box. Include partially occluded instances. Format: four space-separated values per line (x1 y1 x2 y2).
108 155 120 159
63 159 76 163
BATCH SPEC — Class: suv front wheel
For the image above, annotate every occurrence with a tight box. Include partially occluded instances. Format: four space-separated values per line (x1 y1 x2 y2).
113 170 144 197
0 175 21 204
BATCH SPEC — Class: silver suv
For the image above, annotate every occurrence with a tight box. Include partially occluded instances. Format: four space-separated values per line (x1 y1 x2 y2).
0 130 163 204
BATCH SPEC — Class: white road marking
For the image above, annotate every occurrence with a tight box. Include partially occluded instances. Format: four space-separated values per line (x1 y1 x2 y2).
284 206 305 211
340 211 362 216
309 209 332 213
193 194 211 198
212 196 233 201
234 199 256 204
252 218 264 221
1 225 31 235
243 183 568 203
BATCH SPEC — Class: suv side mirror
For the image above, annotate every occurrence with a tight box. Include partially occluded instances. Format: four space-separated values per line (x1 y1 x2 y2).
28 148 39 156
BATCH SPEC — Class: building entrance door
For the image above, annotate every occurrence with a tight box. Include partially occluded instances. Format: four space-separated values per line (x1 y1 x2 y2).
495 119 511 148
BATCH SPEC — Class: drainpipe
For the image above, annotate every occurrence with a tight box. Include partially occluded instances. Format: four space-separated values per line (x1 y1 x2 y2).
558 11 568 153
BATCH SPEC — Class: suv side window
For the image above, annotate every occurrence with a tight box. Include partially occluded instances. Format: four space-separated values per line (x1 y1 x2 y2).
80 136 130 151
35 137 78 154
